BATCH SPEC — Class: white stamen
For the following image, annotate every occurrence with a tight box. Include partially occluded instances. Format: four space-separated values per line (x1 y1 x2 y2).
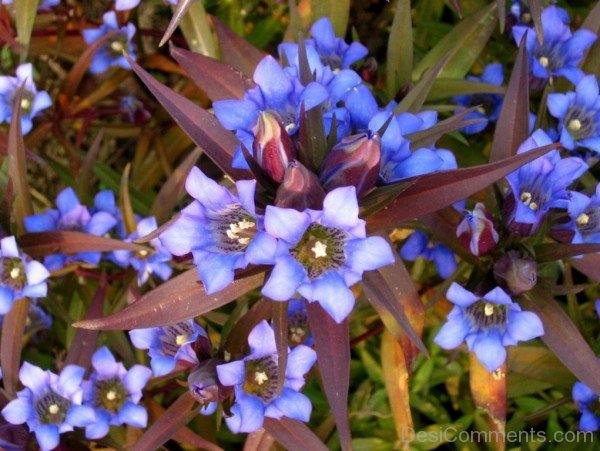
227 220 255 244
568 119 582 132
106 390 117 401
175 334 188 346
285 123 295 133
520 191 538 211
48 404 59 415
311 241 328 258
20 98 31 110
538 56 549 68
576 213 590 227
254 371 269 385
138 250 148 257
484 303 495 317
111 41 124 52
9 267 20 279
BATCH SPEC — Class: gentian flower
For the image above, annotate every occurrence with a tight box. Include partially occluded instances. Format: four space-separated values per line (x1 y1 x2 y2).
508 1 568 29
160 167 277 294
0 63 52 135
216 320 316 433
572 381 600 431
555 185 600 245
547 74 600 153
2 363 86 451
129 320 206 376
512 6 597 83
434 283 544 372
261 186 395 323
115 0 177 10
456 203 499 256
67 347 152 440
502 129 587 236
0 236 50 314
112 217 173 286
82 12 137 74
287 299 312 346
453 63 504 134
24 188 118 270
400 231 457 278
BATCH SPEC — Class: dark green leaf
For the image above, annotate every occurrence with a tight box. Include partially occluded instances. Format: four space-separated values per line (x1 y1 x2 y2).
386 0 413 97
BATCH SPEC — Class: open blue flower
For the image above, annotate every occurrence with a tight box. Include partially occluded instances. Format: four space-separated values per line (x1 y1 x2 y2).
453 63 504 134
0 63 52 135
287 299 313 347
547 74 600 153
261 186 395 323
216 320 316 433
115 0 177 10
2 363 86 451
400 231 457 278
0 236 50 314
67 347 152 440
512 6 597 83
555 185 600 245
112 217 173 286
434 283 544 372
24 188 118 270
573 381 600 431
82 12 137 74
159 167 277 294
129 320 206 376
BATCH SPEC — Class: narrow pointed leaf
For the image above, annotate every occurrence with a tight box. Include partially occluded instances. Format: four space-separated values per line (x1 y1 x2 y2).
74 268 266 330
570 254 600 282
528 0 543 44
535 243 600 263
212 16 264 77
14 0 38 62
310 0 350 37
77 129 105 202
243 430 275 451
127 54 251 181
120 163 137 235
306 302 351 450
428 78 505 101
160 0 194 47
521 287 600 394
386 0 413 97
366 143 558 232
177 1 217 57
263 417 328 451
469 355 506 444
298 103 327 170
489 37 529 162
272 300 288 394
284 0 303 43
170 43 250 101
1 298 29 396
395 54 450 113
497 0 506 32
582 1 600 78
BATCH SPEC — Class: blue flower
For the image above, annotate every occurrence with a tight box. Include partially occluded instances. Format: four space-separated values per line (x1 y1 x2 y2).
572 381 600 431
0 236 50 314
453 63 504 134
555 184 600 245
67 347 152 440
503 129 587 236
2 362 86 451
400 231 457 278
547 74 600 153
508 1 568 28
112 217 173 286
115 0 177 10
287 299 312 347
216 320 316 433
0 63 52 135
261 186 395 323
129 320 206 376
434 283 544 372
512 6 597 83
24 188 118 270
159 167 278 294
82 12 137 74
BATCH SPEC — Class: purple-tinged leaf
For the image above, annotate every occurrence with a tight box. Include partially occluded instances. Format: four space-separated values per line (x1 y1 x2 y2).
74 267 266 330
386 0 413 97
212 16 264 78
64 274 107 368
497 0 506 32
160 0 194 47
359 181 415 218
365 143 558 232
271 300 288 394
469 355 506 442
1 298 29 396
221 299 273 355
127 54 251 181
489 37 529 162
306 302 351 450
297 103 327 171
170 43 251 101
395 54 451 113
76 128 104 203
18 231 146 257
535 243 600 263
243 429 275 451
521 287 600 394
528 0 543 44
263 417 328 451
176 1 216 57
570 253 600 282
582 1 600 77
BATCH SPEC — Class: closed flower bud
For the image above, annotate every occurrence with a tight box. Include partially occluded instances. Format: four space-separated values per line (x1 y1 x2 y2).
493 250 537 295
456 203 499 256
319 132 381 197
252 110 297 183
275 160 326 210
188 359 232 405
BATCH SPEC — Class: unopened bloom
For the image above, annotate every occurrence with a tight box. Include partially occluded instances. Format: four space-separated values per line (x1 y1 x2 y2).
400 231 457 278
216 320 316 433
261 186 395 323
434 283 544 372
0 63 52 135
2 363 85 451
68 347 151 440
275 160 326 210
0 236 50 314
188 359 230 416
83 12 137 74
573 381 600 431
493 251 537 295
252 110 297 183
456 203 499 256
160 167 277 294
129 320 206 376
547 74 600 153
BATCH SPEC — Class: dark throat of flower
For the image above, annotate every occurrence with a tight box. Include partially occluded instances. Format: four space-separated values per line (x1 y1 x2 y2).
465 301 507 331
35 391 72 425
215 205 258 254
243 355 279 403
288 310 310 346
564 108 596 141
290 223 346 279
94 377 128 413
1 257 26 290
576 207 600 236
160 322 195 357
105 33 129 58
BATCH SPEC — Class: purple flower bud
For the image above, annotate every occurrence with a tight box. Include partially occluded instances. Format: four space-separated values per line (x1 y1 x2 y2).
188 359 231 405
493 250 537 295
275 160 326 210
456 203 499 256
319 132 381 197
252 110 297 183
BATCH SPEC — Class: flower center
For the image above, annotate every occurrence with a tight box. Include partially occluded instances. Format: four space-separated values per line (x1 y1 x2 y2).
288 310 310 346
465 301 507 330
564 108 596 140
290 223 346 279
538 56 549 68
214 205 257 253
105 33 129 57
576 208 600 235
160 322 196 357
568 119 582 132
94 377 128 413
521 12 531 23
243 355 279 402
1 257 26 289
35 391 71 425
520 191 538 211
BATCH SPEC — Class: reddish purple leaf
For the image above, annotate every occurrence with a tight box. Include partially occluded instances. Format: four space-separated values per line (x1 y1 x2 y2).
1 298 29 396
570 253 600 282
74 268 266 330
159 0 194 47
18 231 145 257
528 0 543 43
212 16 264 77
535 243 600 263
306 302 351 450
271 300 288 394
263 417 328 451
